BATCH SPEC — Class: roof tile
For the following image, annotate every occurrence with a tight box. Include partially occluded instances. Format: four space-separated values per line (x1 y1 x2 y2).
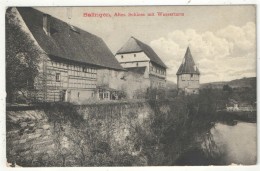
176 47 200 75
17 7 124 70
116 37 167 68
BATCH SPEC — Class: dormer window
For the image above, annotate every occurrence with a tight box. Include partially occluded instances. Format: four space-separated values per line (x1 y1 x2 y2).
43 14 51 36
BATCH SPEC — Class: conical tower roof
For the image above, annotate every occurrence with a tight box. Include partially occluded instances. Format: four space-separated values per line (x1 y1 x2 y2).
176 47 200 75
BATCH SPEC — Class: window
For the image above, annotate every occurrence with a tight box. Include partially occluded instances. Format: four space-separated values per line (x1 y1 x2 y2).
56 73 61 82
136 62 139 66
121 55 124 59
134 54 136 57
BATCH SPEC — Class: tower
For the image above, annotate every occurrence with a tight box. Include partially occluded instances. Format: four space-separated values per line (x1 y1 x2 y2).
176 47 200 95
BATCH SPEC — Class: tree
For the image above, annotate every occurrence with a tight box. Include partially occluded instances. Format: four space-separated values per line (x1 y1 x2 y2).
222 84 232 94
6 8 40 103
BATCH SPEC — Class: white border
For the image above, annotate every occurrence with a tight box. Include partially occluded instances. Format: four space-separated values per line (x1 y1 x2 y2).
0 0 259 171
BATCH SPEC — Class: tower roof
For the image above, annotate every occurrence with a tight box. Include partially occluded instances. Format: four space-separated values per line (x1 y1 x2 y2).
116 37 167 68
176 47 200 75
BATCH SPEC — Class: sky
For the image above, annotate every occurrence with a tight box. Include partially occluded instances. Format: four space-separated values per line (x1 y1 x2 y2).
35 6 256 83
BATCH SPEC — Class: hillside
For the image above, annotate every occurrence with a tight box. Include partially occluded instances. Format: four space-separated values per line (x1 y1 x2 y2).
166 80 177 89
201 77 256 89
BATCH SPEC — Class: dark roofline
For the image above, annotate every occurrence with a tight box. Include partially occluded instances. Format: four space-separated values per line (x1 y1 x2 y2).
132 37 168 69
150 61 167 69
176 72 200 75
48 54 126 71
48 54 101 68
16 7 124 71
115 50 143 55
124 66 146 69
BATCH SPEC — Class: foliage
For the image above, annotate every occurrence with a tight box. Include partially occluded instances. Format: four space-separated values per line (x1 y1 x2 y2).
230 87 256 105
146 88 166 100
42 102 140 166
132 89 221 165
6 8 40 103
222 84 233 93
10 89 238 166
118 90 127 100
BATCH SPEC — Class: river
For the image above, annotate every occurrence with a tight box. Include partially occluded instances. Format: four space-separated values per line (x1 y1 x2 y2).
211 121 257 165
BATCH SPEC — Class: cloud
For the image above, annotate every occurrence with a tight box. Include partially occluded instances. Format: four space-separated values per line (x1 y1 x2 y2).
150 22 256 83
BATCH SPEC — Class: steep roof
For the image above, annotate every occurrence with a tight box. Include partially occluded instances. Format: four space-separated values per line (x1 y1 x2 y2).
176 47 200 75
116 37 167 68
16 7 123 70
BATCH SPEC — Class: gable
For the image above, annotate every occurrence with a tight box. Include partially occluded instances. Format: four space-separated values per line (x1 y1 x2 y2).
116 37 167 69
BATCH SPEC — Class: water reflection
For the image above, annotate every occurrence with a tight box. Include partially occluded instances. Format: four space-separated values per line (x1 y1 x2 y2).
211 122 257 165
174 121 256 165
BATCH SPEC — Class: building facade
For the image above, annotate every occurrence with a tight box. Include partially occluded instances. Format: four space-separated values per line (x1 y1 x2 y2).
115 37 167 89
176 47 200 95
14 7 124 103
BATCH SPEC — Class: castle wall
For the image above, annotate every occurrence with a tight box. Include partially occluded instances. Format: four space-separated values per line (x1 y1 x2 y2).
149 74 166 89
97 69 150 99
177 74 200 94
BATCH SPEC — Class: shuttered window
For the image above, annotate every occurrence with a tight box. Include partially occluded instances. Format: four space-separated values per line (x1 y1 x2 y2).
56 73 61 82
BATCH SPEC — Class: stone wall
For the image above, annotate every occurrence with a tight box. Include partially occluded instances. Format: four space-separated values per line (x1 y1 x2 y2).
97 69 150 99
6 101 155 166
6 110 55 166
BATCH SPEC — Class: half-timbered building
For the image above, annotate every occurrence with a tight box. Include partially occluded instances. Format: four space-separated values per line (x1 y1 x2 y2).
15 7 124 102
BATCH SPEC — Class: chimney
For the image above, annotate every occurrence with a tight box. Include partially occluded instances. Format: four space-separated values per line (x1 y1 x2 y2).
43 14 50 36
67 7 72 19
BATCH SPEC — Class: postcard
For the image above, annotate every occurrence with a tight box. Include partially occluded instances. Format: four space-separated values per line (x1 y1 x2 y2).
5 5 257 167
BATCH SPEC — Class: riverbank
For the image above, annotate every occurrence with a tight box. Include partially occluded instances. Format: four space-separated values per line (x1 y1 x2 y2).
217 110 256 123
